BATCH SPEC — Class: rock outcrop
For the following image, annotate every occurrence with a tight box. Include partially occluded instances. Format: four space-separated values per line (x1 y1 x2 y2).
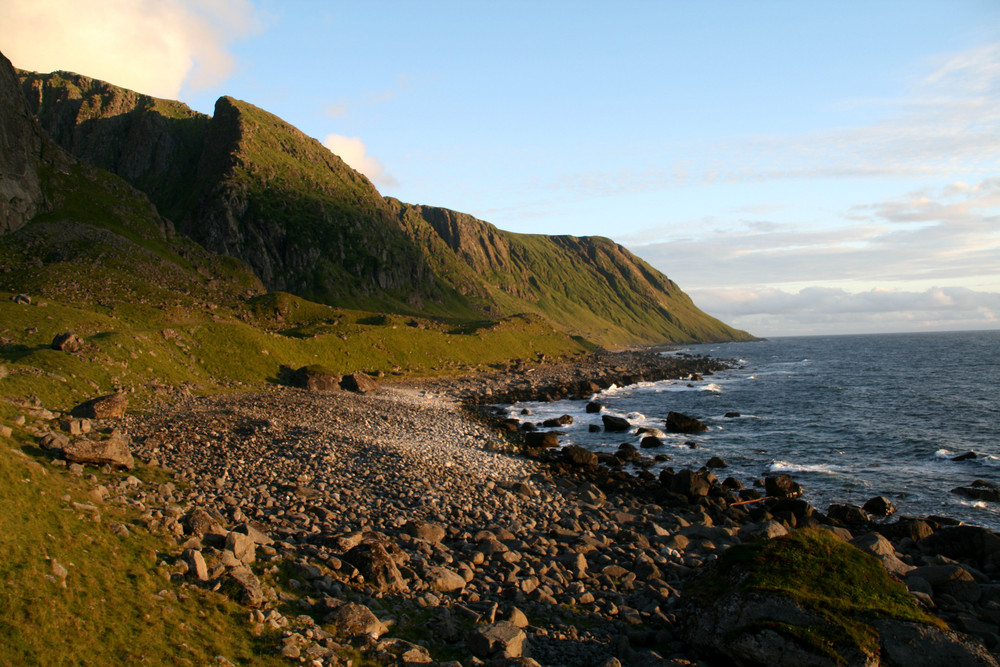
0 51 46 234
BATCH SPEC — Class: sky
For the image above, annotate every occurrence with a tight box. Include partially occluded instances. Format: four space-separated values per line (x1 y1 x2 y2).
2 0 999 337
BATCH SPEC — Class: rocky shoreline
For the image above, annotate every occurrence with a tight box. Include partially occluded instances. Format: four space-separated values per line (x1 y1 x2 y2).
16 349 1000 666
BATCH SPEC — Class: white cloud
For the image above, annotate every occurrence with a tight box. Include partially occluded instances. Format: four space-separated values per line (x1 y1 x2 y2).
689 286 1000 336
323 134 398 188
0 0 261 98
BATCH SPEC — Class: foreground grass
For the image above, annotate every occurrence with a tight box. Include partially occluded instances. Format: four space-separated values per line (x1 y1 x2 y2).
0 431 285 666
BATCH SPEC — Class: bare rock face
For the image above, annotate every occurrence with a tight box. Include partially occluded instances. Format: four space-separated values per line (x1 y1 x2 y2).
71 392 128 419
0 51 45 235
62 429 134 469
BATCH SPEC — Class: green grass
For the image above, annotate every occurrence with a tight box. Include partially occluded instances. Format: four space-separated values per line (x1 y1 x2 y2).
0 432 285 666
691 528 944 663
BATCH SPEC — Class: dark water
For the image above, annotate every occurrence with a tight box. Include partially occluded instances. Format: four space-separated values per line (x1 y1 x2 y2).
504 330 1000 530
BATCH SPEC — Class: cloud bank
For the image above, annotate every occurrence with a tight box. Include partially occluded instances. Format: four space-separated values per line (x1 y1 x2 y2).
0 0 260 98
323 134 398 188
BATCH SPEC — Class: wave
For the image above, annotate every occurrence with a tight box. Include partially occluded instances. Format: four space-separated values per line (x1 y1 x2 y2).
703 383 722 393
769 460 841 475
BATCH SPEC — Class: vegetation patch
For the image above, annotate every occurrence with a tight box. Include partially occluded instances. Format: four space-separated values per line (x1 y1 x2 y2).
689 528 944 663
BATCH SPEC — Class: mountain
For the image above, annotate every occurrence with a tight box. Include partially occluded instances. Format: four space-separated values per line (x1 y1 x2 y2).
14 63 752 345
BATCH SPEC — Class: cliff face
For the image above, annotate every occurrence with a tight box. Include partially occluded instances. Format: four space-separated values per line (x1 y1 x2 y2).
0 53 45 234
14 64 751 344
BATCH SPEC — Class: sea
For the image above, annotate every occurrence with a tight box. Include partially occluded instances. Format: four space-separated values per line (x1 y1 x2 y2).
502 330 1000 531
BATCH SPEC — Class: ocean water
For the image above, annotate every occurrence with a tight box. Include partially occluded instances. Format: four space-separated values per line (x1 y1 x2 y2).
503 330 1000 530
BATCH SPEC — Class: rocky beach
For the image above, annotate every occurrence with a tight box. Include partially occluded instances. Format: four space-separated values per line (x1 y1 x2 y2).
12 349 1000 666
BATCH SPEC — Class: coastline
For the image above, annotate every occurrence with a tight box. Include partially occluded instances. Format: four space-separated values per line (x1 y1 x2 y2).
19 348 1000 665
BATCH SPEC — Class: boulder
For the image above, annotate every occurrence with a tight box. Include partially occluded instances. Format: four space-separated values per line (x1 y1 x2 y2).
827 504 870 525
670 468 711 498
524 431 558 448
344 540 408 593
586 402 603 413
737 520 788 542
875 619 998 667
404 520 446 544
952 482 1000 503
326 602 388 638
706 456 728 468
62 429 134 469
665 411 708 434
184 548 209 581
879 518 935 543
640 435 664 449
71 392 128 419
225 567 264 607
851 532 914 579
765 474 803 499
862 496 897 517
561 445 598 467
340 371 378 393
917 526 1000 563
225 531 256 566
288 365 341 392
469 621 527 659
51 331 84 353
424 566 466 593
602 414 631 432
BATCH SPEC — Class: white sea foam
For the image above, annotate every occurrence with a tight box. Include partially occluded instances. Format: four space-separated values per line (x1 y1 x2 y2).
703 383 722 393
770 460 839 475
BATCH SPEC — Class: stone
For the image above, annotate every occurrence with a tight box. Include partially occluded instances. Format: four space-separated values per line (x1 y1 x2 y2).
952 484 1000 503
71 392 128 419
233 522 274 546
918 525 1000 563
225 531 256 565
706 456 728 468
561 445 598 467
226 567 264 607
586 402 603 413
602 414 631 432
12 294 31 305
425 566 466 593
469 621 527 659
524 431 558 448
851 532 914 579
405 520 446 544
670 468 711 498
344 540 408 593
340 371 378 393
665 411 708 434
879 518 935 543
326 602 388 638
640 436 664 449
62 429 134 469
51 331 85 353
288 365 341 392
862 496 897 517
876 619 999 667
765 474 803 499
737 520 788 543
827 503 870 524
184 548 209 581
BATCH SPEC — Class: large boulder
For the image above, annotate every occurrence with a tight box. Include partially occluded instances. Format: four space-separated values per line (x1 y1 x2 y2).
288 365 341 392
670 468 712 498
326 602 388 638
51 331 84 353
561 445 598 467
71 392 128 419
469 621 527 659
524 431 558 448
341 371 378 393
62 429 134 469
666 410 708 434
602 414 631 432
343 540 408 593
765 474 803 499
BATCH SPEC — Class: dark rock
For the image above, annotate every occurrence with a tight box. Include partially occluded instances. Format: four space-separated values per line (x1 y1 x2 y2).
764 474 803 499
876 618 999 667
588 424 601 433
953 451 980 462
469 621 527 659
827 503 870 524
880 518 935 543
670 468 711 498
616 443 642 462
722 476 744 490
51 331 84 353
341 371 378 393
640 436 664 449
404 520 446 544
343 540 408 593
602 414 631 432
0 52 45 235
12 294 31 304
225 567 264 607
706 456 728 468
863 496 897 517
918 526 1000 563
724 411 741 418
586 402 603 413
952 484 1000 503
71 392 128 419
326 602 388 638
62 429 134 469
562 445 598 467
665 411 708 434
524 431 558 448
288 365 341 392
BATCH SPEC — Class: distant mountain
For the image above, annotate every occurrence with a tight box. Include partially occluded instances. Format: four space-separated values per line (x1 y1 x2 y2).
15 64 752 345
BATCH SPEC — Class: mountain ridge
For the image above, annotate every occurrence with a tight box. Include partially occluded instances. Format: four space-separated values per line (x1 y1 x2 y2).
13 62 752 345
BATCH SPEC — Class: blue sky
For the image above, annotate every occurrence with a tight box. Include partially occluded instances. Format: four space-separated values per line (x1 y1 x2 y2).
2 0 999 336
